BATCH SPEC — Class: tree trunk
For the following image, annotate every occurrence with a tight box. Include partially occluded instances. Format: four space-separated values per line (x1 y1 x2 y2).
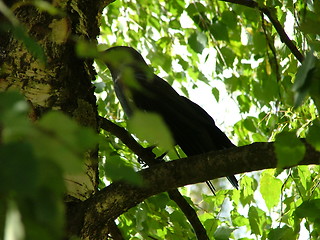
0 0 112 237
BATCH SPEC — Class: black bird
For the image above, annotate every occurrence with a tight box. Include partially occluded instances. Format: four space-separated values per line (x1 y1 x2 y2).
103 46 238 192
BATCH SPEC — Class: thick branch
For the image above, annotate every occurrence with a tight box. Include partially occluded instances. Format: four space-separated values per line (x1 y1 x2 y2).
79 141 319 239
222 0 304 63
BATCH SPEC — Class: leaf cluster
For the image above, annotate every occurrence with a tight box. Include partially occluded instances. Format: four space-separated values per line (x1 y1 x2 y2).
0 92 98 240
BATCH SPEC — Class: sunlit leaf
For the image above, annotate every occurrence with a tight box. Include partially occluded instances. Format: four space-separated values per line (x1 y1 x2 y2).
128 111 174 151
260 171 282 211
240 175 257 205
104 156 143 185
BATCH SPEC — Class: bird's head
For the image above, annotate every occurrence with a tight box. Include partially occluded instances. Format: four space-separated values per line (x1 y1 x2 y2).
102 46 153 89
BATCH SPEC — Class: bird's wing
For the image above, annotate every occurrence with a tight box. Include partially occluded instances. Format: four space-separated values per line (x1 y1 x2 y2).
132 74 235 151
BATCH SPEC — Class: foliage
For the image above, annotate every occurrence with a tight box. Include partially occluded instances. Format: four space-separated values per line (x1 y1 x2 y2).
1 0 320 239
0 92 98 240
94 0 320 239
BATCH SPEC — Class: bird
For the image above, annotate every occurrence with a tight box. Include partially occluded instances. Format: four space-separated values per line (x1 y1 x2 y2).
102 46 238 192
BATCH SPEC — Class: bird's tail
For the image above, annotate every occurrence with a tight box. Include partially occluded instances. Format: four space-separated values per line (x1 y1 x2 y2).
227 175 239 189
206 176 238 195
206 181 216 195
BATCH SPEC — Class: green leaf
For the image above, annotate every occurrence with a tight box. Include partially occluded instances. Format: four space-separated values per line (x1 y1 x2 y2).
170 211 187 226
260 171 282 211
128 111 174 151
76 39 99 58
203 218 218 236
33 1 64 15
0 91 31 143
299 11 320 35
306 121 320 151
252 31 267 53
168 19 181 29
214 226 235 240
268 225 296 240
292 51 316 107
211 87 220 102
168 1 185 16
240 175 257 205
0 91 29 118
93 81 106 93
242 7 260 21
221 10 237 30
210 21 229 42
105 156 143 185
295 199 320 220
248 206 266 235
186 2 206 16
252 133 268 142
188 31 207 53
33 111 98 173
274 132 306 168
237 94 251 113
0 142 38 195
243 117 256 132
220 47 236 67
231 211 249 227
38 112 98 149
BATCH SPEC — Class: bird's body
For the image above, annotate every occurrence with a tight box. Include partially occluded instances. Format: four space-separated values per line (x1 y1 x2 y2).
103 46 238 190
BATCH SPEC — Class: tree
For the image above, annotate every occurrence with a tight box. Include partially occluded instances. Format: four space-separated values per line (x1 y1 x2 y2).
0 0 319 239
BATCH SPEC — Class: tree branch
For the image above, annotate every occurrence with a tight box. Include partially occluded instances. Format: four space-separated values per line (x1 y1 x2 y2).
98 116 209 240
167 190 209 240
98 0 115 12
107 221 124 240
221 0 304 63
78 140 319 239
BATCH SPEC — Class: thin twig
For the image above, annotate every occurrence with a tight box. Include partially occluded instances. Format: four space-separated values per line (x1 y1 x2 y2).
221 0 304 63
